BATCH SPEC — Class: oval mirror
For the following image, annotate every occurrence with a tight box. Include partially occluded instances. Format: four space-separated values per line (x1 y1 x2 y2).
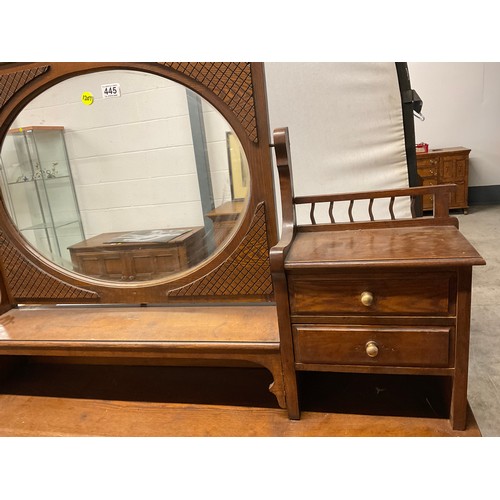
0 69 250 283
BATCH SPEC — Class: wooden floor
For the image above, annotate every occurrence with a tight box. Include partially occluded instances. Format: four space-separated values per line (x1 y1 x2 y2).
0 362 481 437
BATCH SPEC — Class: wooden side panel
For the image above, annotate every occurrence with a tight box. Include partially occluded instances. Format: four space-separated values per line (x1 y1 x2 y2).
0 64 49 110
0 231 99 303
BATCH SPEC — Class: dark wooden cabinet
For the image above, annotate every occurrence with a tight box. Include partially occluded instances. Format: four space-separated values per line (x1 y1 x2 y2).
271 128 484 431
283 230 482 430
416 147 470 212
68 227 207 281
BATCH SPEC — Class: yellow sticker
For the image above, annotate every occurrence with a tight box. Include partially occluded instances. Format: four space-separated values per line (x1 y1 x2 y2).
81 91 94 106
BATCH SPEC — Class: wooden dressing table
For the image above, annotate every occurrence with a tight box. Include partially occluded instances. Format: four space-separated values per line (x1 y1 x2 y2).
0 63 485 435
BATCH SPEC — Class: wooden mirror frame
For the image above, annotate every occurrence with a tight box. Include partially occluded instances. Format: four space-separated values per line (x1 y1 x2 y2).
0 62 278 305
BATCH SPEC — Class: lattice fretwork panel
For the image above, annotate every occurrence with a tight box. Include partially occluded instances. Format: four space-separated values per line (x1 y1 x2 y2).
161 62 258 142
0 233 99 302
168 203 273 298
0 65 50 111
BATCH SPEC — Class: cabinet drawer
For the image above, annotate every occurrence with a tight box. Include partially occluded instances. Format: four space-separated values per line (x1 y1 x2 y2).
293 325 451 367
417 158 438 179
417 157 439 177
421 178 437 210
288 274 453 316
418 167 438 179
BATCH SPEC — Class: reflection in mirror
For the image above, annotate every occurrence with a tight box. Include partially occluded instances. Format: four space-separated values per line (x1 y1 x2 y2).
0 70 249 282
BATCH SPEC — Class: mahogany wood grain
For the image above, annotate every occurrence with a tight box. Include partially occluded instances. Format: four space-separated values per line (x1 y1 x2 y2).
285 226 485 270
294 184 457 226
294 363 454 376
269 127 300 419
268 269 299 418
0 394 480 437
451 267 473 430
0 397 481 437
294 183 456 206
296 217 459 232
293 325 451 367
0 305 279 343
290 315 457 327
288 272 453 316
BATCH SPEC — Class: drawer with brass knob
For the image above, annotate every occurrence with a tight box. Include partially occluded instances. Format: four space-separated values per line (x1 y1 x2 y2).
292 325 451 367
288 273 455 317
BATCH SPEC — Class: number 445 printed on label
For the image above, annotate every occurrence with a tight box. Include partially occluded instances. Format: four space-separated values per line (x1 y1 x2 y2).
101 83 121 99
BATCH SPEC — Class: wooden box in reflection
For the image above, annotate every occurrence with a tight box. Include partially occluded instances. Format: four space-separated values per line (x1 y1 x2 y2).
206 201 244 246
68 227 206 281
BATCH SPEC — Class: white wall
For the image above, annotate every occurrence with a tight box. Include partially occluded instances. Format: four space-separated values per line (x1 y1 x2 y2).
408 62 500 187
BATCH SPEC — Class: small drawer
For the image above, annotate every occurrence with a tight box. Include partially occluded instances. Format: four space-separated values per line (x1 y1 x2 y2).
288 274 453 316
417 157 439 165
417 157 439 173
418 167 437 178
293 325 451 367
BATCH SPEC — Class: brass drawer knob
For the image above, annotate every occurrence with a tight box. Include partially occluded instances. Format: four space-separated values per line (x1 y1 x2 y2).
365 341 379 357
360 291 374 307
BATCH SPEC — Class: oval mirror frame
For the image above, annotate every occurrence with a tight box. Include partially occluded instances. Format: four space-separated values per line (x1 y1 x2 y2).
0 69 251 284
0 62 278 305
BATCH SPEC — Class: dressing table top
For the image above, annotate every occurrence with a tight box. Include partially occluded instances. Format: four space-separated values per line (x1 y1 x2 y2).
285 225 486 270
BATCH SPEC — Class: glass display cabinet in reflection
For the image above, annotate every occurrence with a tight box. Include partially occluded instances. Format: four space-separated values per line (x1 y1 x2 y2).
0 126 84 268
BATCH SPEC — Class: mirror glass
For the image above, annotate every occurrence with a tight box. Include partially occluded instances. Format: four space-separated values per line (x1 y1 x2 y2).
0 69 250 282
